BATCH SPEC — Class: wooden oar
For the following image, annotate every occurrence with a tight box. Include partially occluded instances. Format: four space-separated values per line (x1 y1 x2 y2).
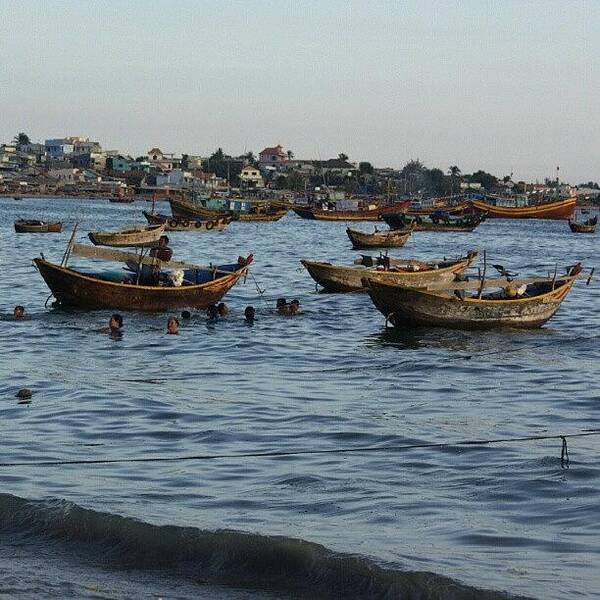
70 243 243 275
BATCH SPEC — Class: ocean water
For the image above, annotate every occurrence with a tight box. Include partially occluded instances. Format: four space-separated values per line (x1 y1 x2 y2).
1 197 599 599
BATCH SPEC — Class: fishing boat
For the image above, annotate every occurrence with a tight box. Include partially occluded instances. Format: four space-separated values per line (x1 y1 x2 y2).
382 211 482 232
109 196 135 203
143 211 230 232
14 219 63 233
33 236 252 311
346 227 412 249
88 223 166 247
300 251 478 293
569 216 597 233
469 196 576 219
363 266 585 329
293 200 410 222
407 199 471 216
169 197 288 222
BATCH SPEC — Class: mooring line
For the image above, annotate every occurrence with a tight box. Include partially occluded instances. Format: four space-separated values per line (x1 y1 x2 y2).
0 430 599 469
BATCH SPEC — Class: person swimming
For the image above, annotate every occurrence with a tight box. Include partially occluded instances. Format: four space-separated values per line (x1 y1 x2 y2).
207 304 219 320
276 298 290 315
13 305 25 319
100 313 123 335
288 299 301 315
167 316 179 335
244 306 256 323
181 310 191 320
217 302 229 317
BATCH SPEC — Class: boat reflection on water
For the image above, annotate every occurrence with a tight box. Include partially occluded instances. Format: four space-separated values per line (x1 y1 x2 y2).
365 323 558 360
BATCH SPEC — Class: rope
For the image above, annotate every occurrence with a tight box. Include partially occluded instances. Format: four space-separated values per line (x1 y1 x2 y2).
0 430 598 469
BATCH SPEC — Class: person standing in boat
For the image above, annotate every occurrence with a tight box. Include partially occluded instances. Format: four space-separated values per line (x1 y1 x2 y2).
139 235 173 284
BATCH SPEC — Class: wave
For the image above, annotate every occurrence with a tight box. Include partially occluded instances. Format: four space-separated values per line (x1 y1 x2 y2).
0 493 528 600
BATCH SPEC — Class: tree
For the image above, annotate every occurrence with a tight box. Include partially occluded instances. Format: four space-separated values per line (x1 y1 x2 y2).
14 132 31 146
448 165 461 194
338 153 348 161
424 168 446 195
469 170 497 190
244 151 257 165
359 161 374 175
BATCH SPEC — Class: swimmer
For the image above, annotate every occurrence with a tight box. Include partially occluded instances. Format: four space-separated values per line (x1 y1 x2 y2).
167 316 179 335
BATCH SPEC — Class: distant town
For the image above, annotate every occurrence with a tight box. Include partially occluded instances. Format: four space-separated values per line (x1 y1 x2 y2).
1 133 599 204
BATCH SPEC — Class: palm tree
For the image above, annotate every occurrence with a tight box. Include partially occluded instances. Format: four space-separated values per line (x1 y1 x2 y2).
448 165 461 194
338 153 349 161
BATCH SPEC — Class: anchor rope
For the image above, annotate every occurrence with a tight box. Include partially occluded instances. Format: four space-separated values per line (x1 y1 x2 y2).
0 430 598 469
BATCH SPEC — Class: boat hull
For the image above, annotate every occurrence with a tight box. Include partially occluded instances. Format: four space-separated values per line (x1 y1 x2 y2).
15 221 63 233
293 201 409 222
34 259 246 311
569 217 597 233
170 198 287 222
346 227 412 249
301 254 476 293
143 211 230 232
469 197 576 219
364 278 574 329
88 223 165 247
382 213 481 232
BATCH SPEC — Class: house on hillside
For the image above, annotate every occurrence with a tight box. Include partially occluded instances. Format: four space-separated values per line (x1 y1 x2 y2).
147 147 174 171
259 145 287 168
239 165 264 189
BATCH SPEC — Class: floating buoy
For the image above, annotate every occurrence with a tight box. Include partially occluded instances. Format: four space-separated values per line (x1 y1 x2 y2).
16 388 32 399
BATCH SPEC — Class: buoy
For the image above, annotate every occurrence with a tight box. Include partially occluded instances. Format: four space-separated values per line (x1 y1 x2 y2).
16 388 32 399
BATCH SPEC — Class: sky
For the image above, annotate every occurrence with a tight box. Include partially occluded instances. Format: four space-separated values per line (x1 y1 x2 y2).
1 0 599 183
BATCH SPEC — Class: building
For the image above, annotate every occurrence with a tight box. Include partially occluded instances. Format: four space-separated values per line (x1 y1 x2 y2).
259 145 287 168
239 165 264 189
147 147 174 171
72 139 101 155
45 138 74 158
155 169 194 188
48 168 98 184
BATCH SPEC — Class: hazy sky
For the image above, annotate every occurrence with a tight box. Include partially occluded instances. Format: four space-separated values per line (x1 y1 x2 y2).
1 1 599 182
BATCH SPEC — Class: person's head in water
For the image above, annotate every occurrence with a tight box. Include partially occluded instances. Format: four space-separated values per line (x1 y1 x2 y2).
181 310 191 320
109 313 123 332
207 304 219 320
276 298 289 315
167 316 179 335
217 302 229 317
288 299 300 315
13 306 25 319
244 306 256 322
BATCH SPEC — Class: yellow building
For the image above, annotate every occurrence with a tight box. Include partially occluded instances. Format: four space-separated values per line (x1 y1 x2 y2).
239 165 264 189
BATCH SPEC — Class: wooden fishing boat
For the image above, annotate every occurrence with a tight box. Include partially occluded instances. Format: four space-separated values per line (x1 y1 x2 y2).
293 201 410 222
143 211 230 232
469 196 576 219
364 271 580 330
14 219 63 233
300 251 478 293
382 212 482 232
88 223 166 247
109 196 135 203
569 216 597 233
407 201 471 216
346 227 412 249
169 197 287 222
34 258 248 311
